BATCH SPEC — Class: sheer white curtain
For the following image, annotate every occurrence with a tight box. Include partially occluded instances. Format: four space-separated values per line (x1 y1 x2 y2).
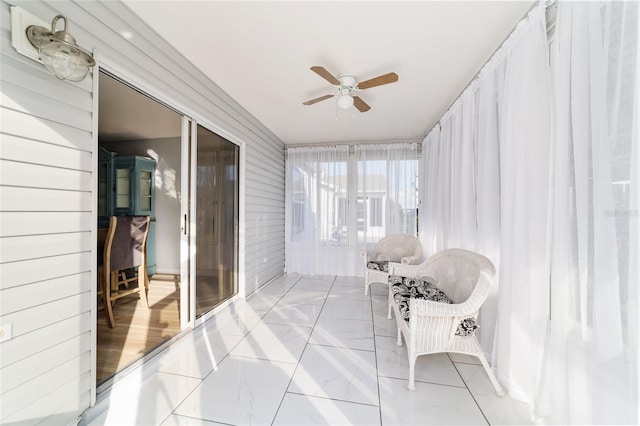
420 76 502 259
420 1 551 401
355 143 419 248
421 1 639 422
539 2 639 423
420 113 464 254
419 125 440 256
474 68 504 355
475 67 502 283
493 3 552 404
285 146 354 275
420 49 511 362
286 143 418 276
421 85 503 358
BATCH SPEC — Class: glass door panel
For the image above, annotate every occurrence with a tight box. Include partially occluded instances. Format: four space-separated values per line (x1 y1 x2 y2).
115 168 130 208
194 124 239 317
182 117 194 329
139 169 152 211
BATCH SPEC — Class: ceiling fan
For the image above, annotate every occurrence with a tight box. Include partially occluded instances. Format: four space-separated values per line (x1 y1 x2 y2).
303 66 399 113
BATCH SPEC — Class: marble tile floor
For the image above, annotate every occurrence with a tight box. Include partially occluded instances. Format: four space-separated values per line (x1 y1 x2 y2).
82 274 532 426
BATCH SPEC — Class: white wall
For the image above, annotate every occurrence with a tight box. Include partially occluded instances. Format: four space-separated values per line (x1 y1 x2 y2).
0 1 285 423
102 137 182 274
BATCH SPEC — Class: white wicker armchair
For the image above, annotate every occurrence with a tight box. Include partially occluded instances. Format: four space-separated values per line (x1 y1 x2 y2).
388 248 504 395
361 233 422 295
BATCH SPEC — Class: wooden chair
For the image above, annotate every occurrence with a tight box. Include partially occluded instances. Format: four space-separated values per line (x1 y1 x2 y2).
101 215 151 328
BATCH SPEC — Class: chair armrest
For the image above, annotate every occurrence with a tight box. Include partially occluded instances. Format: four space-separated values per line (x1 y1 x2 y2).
409 298 479 319
400 255 419 265
388 262 423 278
361 250 378 262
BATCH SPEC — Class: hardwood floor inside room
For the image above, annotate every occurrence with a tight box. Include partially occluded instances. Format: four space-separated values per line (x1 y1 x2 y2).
97 274 181 383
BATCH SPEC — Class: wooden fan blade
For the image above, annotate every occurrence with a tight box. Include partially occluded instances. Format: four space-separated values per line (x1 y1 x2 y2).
310 66 340 85
357 72 399 90
353 96 371 112
303 94 334 105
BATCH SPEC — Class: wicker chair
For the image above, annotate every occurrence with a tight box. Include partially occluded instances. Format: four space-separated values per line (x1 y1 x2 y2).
361 233 422 295
388 248 504 395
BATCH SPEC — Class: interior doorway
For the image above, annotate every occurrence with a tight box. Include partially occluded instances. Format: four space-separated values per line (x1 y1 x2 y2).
97 71 183 383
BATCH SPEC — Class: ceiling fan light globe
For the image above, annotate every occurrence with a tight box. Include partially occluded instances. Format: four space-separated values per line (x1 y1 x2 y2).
337 94 354 109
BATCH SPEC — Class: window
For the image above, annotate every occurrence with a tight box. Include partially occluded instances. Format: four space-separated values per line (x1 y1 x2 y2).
286 143 418 275
286 146 350 245
369 197 383 227
356 144 419 243
356 197 366 232
286 143 418 244
290 167 307 239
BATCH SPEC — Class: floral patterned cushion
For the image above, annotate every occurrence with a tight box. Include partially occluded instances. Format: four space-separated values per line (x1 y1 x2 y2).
389 275 478 336
366 260 389 272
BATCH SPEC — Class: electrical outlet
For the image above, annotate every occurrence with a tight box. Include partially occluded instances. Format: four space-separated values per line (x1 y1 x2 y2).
0 323 13 342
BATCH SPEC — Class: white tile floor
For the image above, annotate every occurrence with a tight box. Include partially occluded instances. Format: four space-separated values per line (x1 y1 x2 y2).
82 274 533 426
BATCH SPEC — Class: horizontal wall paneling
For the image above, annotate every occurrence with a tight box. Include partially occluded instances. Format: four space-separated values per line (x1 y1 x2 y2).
0 211 92 236
0 311 91 367
1 354 91 423
0 160 92 191
1 107 93 151
1 134 93 171
0 186 91 212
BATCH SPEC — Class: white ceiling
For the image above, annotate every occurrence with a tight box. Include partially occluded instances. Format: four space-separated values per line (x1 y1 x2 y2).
99 72 182 142
120 1 534 146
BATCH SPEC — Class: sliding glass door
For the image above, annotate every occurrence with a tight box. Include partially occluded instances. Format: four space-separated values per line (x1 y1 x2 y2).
97 71 240 390
193 124 239 318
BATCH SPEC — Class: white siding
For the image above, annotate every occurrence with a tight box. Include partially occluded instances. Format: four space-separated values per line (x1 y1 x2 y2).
0 1 94 422
0 0 285 424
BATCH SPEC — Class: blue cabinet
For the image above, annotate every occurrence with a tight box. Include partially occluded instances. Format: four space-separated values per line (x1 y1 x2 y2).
113 156 155 217
98 151 157 276
98 147 115 228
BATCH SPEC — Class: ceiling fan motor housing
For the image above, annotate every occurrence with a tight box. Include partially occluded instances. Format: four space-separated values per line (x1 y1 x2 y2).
337 74 357 91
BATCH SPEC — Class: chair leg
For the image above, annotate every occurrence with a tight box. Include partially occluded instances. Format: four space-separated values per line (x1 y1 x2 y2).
396 326 403 346
138 266 150 311
97 266 105 307
144 267 151 289
407 353 417 391
104 271 116 328
477 352 505 396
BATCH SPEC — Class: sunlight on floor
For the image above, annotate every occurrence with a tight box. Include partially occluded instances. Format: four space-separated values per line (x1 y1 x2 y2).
84 273 533 426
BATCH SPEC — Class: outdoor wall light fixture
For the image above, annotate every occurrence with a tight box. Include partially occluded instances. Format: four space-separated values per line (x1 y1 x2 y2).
26 14 95 82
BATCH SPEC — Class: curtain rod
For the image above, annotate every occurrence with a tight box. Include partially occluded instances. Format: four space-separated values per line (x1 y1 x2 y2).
284 138 422 150
423 0 556 140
